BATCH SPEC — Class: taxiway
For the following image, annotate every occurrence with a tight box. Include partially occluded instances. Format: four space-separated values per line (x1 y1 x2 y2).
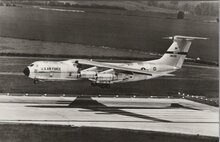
0 95 218 137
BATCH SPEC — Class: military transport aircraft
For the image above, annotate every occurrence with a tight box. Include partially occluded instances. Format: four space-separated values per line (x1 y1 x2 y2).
23 35 207 88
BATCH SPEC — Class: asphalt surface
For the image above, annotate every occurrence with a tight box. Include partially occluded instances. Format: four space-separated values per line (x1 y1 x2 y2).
0 95 218 137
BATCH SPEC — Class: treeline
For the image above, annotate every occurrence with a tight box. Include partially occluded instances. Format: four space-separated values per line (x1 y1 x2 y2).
0 2 16 6
15 1 126 10
49 2 126 10
2 1 217 16
194 3 218 16
147 1 218 16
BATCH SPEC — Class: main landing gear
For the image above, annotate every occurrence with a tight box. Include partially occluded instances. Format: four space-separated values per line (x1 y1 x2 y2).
33 79 39 84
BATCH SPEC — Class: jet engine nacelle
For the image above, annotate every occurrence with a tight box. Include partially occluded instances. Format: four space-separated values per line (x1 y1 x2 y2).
96 73 117 81
80 71 97 78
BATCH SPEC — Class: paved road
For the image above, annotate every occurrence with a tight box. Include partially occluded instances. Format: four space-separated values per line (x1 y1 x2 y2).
0 95 218 137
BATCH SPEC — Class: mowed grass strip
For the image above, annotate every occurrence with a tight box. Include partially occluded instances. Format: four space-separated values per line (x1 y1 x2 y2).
0 36 153 59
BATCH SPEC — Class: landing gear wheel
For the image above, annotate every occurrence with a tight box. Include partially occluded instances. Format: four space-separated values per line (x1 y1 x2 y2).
106 84 110 88
100 84 110 88
92 82 111 88
91 82 97 87
34 79 39 84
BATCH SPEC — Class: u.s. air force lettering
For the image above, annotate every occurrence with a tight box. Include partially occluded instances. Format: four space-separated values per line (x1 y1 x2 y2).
41 67 61 71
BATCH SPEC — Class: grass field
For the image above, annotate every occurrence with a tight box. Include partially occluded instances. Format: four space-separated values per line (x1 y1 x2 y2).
0 36 156 60
0 7 218 62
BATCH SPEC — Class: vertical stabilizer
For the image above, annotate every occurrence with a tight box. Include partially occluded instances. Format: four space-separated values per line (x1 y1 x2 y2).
151 35 207 68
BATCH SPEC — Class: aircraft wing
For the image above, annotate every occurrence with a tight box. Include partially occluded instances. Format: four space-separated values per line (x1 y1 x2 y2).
74 59 175 77
74 59 152 76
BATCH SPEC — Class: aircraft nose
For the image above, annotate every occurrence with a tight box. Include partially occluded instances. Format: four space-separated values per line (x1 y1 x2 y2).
23 67 30 77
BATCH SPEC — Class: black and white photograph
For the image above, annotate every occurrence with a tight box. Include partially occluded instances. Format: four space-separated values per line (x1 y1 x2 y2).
0 0 218 142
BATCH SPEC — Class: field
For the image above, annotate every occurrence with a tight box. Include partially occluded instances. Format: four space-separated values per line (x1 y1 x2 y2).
0 7 218 62
0 36 155 60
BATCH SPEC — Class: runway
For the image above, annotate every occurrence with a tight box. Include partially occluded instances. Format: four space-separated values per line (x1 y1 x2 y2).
0 95 218 137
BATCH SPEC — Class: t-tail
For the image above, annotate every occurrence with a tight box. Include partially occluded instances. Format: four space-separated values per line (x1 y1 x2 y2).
151 35 207 69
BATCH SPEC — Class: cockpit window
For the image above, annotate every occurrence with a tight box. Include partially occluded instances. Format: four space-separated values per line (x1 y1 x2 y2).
29 64 34 67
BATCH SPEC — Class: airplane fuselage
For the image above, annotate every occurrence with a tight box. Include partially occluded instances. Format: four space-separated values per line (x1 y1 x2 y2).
23 36 207 87
24 59 176 85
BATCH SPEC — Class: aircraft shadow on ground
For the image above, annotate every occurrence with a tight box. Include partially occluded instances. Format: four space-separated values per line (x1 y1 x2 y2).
26 96 199 123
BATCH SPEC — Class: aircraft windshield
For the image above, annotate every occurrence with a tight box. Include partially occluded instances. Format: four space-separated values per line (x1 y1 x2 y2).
29 64 34 67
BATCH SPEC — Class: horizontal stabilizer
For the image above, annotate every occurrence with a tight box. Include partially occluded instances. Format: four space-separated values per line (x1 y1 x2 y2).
163 35 208 40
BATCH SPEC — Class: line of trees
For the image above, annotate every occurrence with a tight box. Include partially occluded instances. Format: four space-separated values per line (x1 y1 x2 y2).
147 1 218 16
194 3 218 16
16 1 126 11
2 0 218 16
